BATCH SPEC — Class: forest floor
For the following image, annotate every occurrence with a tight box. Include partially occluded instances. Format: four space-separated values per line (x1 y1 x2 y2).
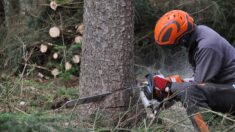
0 76 234 132
0 76 82 131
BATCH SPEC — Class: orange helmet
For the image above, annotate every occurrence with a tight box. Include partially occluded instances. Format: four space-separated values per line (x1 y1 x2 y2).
154 10 194 45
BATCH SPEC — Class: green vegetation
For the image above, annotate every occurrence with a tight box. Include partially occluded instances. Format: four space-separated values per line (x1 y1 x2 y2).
1 0 235 131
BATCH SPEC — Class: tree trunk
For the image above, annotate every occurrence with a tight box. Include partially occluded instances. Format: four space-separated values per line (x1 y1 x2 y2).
78 0 135 124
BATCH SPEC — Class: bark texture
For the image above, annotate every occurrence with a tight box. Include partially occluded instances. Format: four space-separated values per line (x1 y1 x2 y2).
78 0 135 122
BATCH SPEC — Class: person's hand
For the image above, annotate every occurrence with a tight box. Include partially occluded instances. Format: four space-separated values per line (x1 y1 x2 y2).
143 74 172 101
152 75 172 101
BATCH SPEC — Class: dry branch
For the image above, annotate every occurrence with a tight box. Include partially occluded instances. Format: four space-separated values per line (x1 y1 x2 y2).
19 63 50 71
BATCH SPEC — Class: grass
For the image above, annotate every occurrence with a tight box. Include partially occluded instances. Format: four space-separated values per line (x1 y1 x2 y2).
0 76 173 132
0 76 82 131
1 76 235 131
1 0 235 130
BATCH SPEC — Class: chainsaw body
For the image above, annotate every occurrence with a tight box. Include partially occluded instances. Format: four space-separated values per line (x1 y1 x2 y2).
140 74 190 118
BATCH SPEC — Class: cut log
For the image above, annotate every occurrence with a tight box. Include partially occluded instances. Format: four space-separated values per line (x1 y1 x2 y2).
51 68 59 78
53 52 59 59
76 23 85 34
75 36 83 44
49 26 60 38
47 43 53 46
19 101 26 106
72 55 80 64
40 44 48 53
65 62 72 71
38 72 44 78
50 1 58 11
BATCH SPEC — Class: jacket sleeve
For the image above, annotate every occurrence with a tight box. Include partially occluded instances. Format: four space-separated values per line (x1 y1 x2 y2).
193 48 223 83
171 48 223 93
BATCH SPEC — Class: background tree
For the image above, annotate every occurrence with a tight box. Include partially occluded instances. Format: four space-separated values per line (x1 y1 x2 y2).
78 0 135 124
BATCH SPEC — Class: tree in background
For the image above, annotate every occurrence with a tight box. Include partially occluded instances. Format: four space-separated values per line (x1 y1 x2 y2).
78 0 135 124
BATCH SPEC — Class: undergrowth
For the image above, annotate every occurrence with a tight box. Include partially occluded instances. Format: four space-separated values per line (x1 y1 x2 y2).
1 0 235 131
1 77 235 132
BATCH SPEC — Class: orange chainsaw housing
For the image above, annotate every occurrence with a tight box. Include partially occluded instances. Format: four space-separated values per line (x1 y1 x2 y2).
166 75 184 83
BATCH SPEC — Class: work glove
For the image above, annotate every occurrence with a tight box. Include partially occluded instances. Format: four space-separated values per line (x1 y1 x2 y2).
143 74 172 101
153 76 172 101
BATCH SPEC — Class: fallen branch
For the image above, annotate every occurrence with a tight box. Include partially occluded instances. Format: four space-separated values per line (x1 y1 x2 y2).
19 63 50 71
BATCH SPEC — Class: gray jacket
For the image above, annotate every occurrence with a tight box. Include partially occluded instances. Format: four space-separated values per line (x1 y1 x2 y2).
171 25 235 92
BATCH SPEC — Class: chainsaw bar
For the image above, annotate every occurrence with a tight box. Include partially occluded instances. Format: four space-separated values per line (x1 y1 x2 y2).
59 82 147 109
63 92 112 108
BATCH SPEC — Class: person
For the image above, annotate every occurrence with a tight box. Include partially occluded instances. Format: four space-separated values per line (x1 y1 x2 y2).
144 10 235 132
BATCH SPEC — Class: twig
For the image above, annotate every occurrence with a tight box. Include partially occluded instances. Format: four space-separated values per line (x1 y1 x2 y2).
205 109 235 122
15 107 30 115
144 119 148 132
19 63 50 71
112 97 133 131
119 108 145 126
16 36 32 96
92 108 101 131
222 124 235 132
191 3 215 15
134 31 152 44
162 117 193 129
59 11 67 66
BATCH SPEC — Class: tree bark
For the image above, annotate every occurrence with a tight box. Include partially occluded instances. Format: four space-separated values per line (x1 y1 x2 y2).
78 0 135 124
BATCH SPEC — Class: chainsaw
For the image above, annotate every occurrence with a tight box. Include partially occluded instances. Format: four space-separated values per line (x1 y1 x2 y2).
61 74 192 119
140 74 189 118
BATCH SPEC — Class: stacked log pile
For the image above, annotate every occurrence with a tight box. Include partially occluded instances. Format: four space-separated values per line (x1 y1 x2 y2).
20 0 83 79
